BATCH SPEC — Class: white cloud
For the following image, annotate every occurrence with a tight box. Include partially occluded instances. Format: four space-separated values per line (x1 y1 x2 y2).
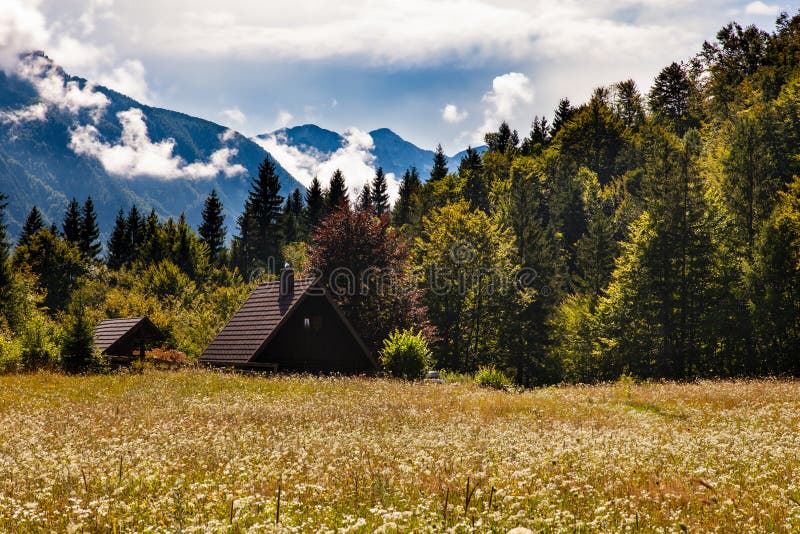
222 106 247 126
254 128 400 200
474 72 534 143
744 1 779 15
276 110 294 128
96 59 150 102
0 0 49 71
442 104 468 123
0 54 110 124
69 107 246 180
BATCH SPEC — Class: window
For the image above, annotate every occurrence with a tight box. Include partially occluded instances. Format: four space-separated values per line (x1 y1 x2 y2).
303 317 311 330
303 316 322 331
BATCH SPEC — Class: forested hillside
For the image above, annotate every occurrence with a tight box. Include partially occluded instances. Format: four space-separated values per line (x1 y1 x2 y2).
4 13 800 383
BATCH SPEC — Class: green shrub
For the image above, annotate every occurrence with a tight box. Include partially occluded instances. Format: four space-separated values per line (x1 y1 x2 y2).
475 366 512 389
0 334 22 374
379 329 433 379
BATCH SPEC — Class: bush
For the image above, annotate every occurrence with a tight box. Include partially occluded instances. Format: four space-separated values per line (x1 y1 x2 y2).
379 329 433 379
0 334 22 373
475 366 512 389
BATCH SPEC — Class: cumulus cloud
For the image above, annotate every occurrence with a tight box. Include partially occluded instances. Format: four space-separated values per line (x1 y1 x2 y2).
442 104 468 123
255 128 400 200
744 1 779 15
473 72 534 143
276 110 294 128
0 0 49 71
222 106 247 127
69 107 246 179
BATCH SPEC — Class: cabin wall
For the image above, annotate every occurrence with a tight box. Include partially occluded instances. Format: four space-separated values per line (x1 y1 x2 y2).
253 295 372 373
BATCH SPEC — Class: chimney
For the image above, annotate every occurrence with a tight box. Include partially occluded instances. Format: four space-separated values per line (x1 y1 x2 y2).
280 262 294 298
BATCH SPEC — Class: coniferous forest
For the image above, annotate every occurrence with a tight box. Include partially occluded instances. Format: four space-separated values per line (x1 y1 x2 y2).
5 13 800 384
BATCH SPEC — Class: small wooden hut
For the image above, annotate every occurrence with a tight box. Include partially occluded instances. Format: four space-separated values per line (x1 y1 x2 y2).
200 269 376 373
93 316 165 365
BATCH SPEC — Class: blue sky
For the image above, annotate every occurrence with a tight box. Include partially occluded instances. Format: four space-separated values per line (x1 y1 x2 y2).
3 0 795 154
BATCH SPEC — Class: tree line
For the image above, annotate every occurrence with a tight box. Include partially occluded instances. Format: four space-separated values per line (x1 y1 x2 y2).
3 12 800 381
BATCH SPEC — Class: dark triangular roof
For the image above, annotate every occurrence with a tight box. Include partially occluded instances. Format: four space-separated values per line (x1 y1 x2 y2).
200 277 375 368
94 316 163 355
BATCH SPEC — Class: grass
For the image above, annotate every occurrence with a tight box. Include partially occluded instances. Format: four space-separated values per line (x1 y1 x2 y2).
1 371 800 532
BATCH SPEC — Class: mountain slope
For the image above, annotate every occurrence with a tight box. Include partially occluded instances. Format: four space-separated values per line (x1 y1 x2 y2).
264 124 487 180
0 56 303 242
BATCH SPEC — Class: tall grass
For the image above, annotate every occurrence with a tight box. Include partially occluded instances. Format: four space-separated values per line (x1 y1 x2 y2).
1 371 799 532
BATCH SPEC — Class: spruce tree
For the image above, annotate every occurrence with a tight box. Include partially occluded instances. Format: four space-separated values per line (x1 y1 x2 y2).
393 167 422 226
430 144 449 182
61 301 96 373
199 189 226 262
107 209 128 269
648 62 697 135
126 204 145 260
237 158 284 271
0 193 9 263
140 209 165 265
18 206 45 247
371 166 389 216
358 182 373 212
550 97 576 138
484 121 519 153
304 176 325 229
62 198 81 246
79 197 101 260
327 169 348 210
281 193 301 243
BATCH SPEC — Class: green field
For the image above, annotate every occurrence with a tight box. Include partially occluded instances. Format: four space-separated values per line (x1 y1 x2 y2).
1 371 799 532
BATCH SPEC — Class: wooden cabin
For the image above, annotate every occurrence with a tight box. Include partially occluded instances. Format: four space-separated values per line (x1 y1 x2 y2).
200 269 376 373
93 316 164 366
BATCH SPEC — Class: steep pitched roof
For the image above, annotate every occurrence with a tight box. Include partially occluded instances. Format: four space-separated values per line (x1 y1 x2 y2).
94 316 163 355
200 277 374 367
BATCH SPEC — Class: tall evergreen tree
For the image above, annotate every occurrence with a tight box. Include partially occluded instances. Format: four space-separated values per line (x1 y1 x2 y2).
614 79 646 130
430 144 449 183
140 209 166 265
79 197 101 260
281 188 305 243
648 62 698 135
485 121 519 153
327 169 348 210
19 206 45 247
371 166 389 216
550 98 576 137
238 158 284 272
0 193 8 263
304 176 325 229
107 209 129 269
393 167 422 227
358 182 373 212
62 198 81 246
125 205 146 261
199 189 226 262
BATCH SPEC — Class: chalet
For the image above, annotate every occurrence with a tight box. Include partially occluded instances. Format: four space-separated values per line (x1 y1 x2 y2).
93 316 165 365
200 269 377 373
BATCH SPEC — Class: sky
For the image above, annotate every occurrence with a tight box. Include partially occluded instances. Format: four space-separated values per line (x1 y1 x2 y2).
1 0 795 157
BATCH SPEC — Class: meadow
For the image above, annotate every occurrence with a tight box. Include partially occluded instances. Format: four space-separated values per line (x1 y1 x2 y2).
1 371 799 533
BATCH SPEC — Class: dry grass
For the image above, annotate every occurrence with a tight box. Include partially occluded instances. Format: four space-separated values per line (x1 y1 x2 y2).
1 371 799 532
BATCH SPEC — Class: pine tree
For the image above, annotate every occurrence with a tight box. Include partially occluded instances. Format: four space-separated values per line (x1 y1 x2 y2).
281 191 303 244
484 121 519 153
125 205 145 262
520 116 549 156
327 169 348 210
459 147 488 212
430 144 449 182
61 300 96 373
79 197 101 260
358 182 373 212
371 167 389 216
62 198 81 246
199 189 226 262
0 193 8 263
175 213 195 277
237 158 284 272
107 209 128 269
649 62 698 135
304 176 325 229
550 98 576 137
614 79 645 130
18 206 45 247
140 209 165 265
393 167 422 226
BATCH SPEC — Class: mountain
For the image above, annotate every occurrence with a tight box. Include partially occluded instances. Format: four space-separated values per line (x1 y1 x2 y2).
264 124 487 180
0 54 304 242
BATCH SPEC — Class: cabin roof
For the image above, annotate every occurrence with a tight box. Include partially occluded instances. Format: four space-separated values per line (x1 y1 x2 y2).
94 316 163 355
200 277 374 367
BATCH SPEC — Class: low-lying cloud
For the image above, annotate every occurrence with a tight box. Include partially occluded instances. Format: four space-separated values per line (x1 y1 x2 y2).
69 108 246 180
255 128 400 200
